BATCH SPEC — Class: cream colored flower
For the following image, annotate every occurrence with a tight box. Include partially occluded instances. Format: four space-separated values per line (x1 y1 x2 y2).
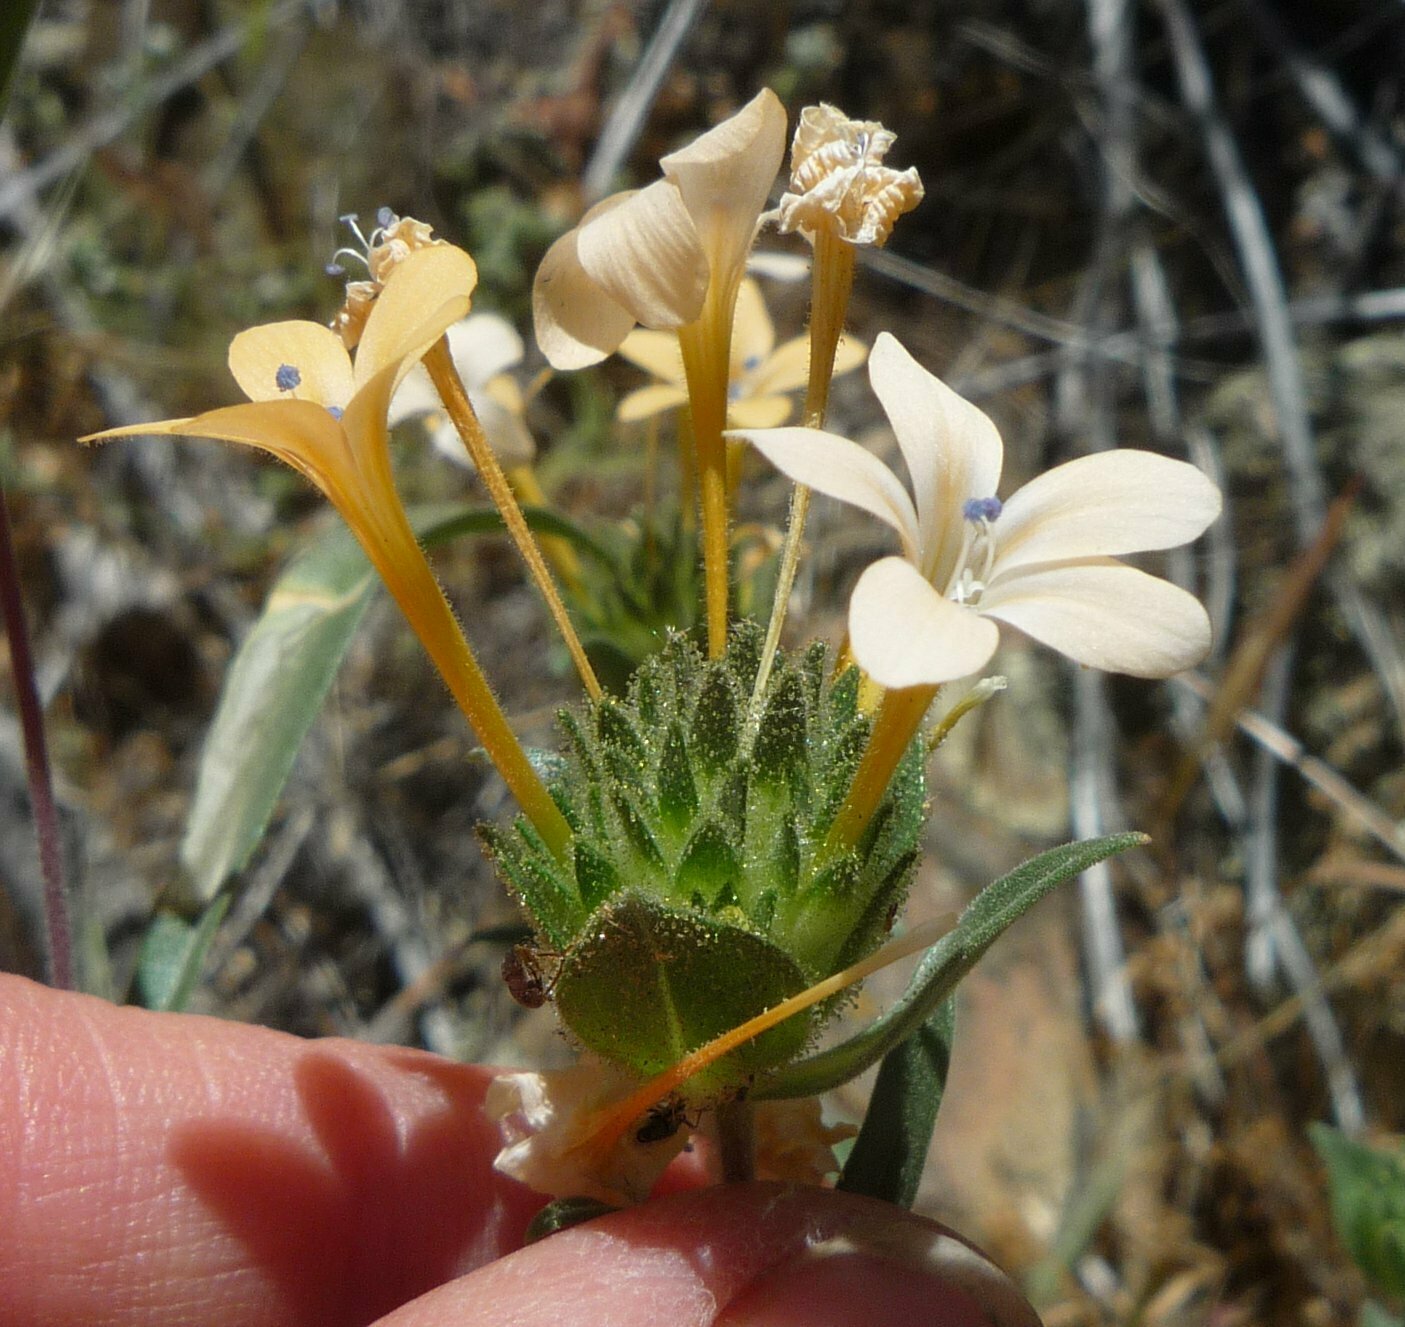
774 104 924 247
389 313 535 469
85 245 477 544
533 90 788 370
486 1058 692 1206
753 1098 856 1186
734 332 1222 690
615 276 866 427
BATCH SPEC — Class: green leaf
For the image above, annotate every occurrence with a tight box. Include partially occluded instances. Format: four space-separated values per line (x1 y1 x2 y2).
553 890 810 1093
180 520 377 901
838 996 955 1208
756 833 1147 1099
179 503 562 901
1310 1123 1405 1301
135 894 231 1012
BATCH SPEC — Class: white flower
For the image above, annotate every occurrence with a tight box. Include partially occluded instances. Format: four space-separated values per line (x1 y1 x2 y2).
532 90 788 370
388 313 536 469
733 332 1222 690
485 1058 692 1206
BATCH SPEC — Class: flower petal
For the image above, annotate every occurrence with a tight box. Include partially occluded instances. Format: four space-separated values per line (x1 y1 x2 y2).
868 332 1002 579
732 426 920 557
228 321 354 407
619 383 690 424
981 557 1212 677
992 450 1223 575
576 181 709 331
749 331 866 398
354 245 478 392
616 328 686 384
533 213 650 370
660 89 787 286
445 312 524 389
727 394 793 428
85 400 353 499
729 277 776 372
849 556 1000 688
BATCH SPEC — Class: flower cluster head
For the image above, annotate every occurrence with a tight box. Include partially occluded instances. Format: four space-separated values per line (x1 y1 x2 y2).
773 103 924 247
328 209 448 350
533 89 788 369
735 332 1222 690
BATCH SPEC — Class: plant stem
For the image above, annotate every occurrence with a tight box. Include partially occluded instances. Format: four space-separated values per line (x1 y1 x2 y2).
751 229 856 718
677 288 735 659
714 1097 756 1184
824 683 937 855
0 484 72 988
425 339 602 700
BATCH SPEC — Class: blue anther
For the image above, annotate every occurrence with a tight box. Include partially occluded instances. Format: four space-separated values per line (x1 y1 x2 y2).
962 496 1003 523
376 206 396 229
275 364 302 392
327 405 344 420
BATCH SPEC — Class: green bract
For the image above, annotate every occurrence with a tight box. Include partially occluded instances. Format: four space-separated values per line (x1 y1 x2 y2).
481 624 926 1092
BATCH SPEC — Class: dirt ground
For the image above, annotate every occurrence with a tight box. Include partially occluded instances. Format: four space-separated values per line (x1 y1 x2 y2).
3 2 1405 1322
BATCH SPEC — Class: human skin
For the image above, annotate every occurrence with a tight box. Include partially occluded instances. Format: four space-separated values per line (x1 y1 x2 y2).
0 976 1039 1326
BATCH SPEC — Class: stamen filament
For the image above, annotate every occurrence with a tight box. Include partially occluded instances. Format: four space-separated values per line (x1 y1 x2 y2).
750 227 857 720
424 339 602 701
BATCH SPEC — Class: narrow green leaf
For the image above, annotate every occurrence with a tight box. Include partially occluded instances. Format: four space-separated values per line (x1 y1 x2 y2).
135 894 232 1012
838 997 955 1208
180 520 376 901
756 832 1146 1099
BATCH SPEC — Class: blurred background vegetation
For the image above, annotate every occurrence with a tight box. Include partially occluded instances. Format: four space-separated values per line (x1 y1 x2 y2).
3 1 1405 1322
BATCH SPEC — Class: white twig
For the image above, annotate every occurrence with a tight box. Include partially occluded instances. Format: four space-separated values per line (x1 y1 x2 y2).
582 0 708 202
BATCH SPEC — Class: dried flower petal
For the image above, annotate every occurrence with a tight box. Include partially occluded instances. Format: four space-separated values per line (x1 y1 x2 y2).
774 104 924 247
486 1058 692 1206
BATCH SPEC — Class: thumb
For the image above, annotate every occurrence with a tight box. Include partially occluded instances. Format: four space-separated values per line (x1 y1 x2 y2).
374 1181 1041 1326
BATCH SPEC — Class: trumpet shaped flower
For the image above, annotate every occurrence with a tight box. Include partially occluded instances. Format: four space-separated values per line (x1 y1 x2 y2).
82 244 575 855
533 89 788 370
615 276 866 427
735 333 1222 689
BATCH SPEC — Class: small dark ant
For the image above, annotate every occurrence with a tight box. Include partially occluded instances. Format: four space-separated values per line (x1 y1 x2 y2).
501 943 554 1009
634 1095 695 1145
